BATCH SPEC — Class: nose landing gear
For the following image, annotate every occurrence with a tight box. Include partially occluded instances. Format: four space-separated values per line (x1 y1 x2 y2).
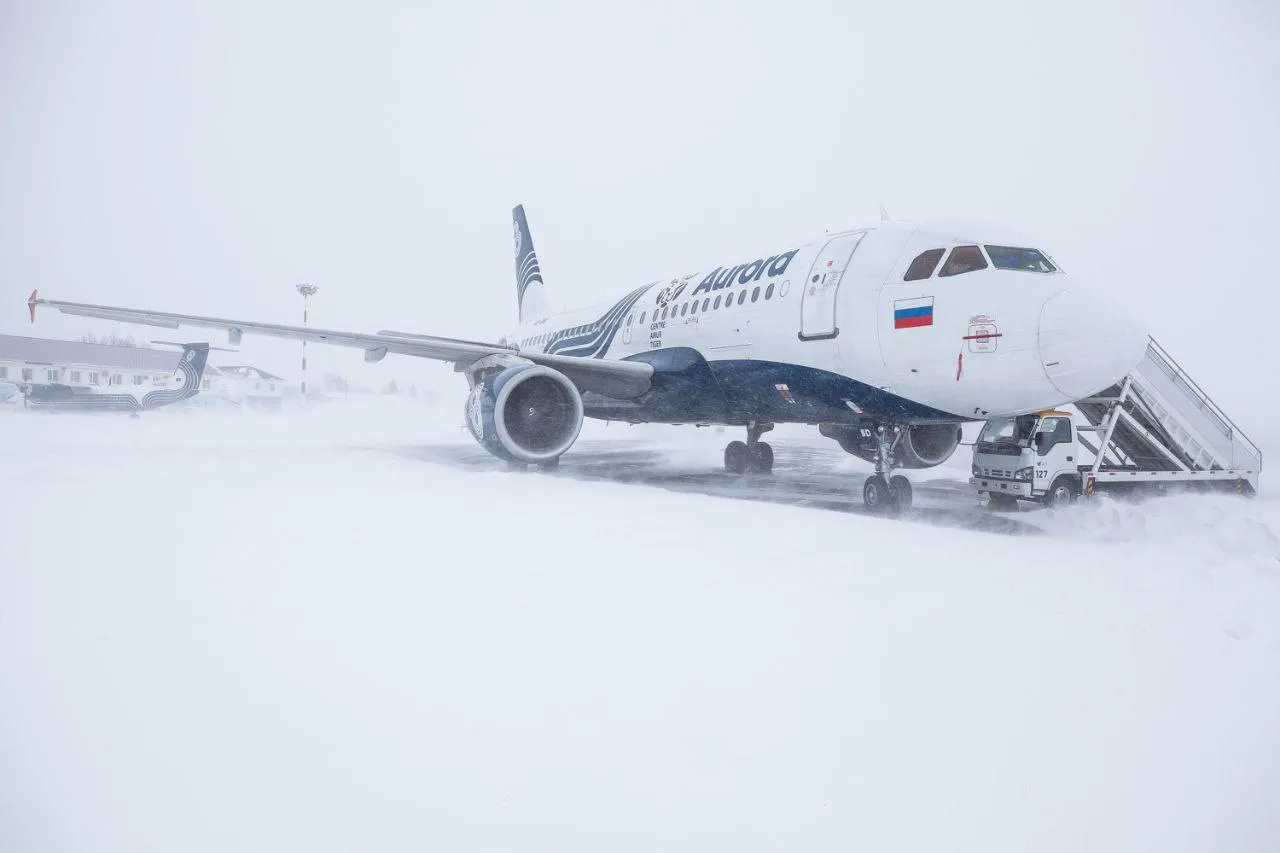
863 425 912 512
724 421 774 474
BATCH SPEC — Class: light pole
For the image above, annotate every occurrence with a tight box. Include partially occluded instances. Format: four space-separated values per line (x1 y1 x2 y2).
296 283 319 396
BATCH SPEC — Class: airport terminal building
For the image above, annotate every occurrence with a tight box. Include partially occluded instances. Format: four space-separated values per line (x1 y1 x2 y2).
0 334 181 390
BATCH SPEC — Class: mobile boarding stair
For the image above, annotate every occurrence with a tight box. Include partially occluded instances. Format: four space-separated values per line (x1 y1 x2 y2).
1072 338 1261 497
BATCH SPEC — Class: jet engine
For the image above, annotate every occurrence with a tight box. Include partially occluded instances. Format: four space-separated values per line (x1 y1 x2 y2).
465 362 584 464
820 422 962 469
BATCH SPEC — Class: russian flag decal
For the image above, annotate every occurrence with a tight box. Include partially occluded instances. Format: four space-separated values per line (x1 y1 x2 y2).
894 296 934 329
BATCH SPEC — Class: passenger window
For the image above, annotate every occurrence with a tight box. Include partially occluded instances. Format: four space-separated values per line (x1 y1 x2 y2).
639 311 646 324
939 245 988 277
751 287 760 303
737 290 746 306
765 283 774 300
904 248 945 281
713 296 722 309
702 298 710 312
681 303 688 316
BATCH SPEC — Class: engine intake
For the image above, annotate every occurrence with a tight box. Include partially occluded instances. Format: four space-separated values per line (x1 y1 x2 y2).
466 363 584 464
820 422 962 469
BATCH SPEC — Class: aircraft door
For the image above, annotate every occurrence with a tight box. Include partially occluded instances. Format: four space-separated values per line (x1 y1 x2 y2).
800 232 865 341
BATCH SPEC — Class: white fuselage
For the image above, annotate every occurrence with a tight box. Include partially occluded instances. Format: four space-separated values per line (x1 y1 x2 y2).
502 220 1145 425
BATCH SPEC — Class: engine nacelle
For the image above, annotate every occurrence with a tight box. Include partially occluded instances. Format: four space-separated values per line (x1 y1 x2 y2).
820 422 962 469
465 362 584 464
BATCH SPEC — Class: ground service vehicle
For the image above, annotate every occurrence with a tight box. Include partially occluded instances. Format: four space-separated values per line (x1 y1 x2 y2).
972 339 1261 506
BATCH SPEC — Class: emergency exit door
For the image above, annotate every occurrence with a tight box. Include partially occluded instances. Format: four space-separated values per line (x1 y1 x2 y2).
800 231 865 340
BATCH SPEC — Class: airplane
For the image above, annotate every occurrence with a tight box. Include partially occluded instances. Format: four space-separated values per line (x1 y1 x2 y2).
18 342 210 413
27 205 1146 510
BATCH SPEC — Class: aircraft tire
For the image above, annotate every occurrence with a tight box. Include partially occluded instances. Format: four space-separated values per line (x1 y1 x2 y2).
889 475 912 509
749 442 774 473
724 441 750 475
863 475 894 512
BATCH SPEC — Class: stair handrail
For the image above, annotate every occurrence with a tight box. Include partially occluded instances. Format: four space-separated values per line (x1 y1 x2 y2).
1144 337 1262 465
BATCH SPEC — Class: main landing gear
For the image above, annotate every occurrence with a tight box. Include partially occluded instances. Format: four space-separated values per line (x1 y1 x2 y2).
861 425 913 513
724 421 774 474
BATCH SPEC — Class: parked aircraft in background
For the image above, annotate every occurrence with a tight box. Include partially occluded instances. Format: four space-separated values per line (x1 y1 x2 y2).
18 342 210 413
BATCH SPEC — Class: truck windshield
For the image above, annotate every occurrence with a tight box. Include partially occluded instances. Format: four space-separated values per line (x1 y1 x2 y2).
978 415 1039 446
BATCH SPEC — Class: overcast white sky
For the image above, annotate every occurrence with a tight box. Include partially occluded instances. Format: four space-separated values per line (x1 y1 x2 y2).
1 0 1277 425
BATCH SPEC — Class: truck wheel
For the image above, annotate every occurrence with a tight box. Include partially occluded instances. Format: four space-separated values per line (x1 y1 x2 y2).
1042 477 1079 508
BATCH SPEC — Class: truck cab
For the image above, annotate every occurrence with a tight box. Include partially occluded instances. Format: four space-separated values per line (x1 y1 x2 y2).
971 411 1081 506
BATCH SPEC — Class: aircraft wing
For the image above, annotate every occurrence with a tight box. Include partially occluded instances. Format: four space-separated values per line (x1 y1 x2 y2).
28 291 653 399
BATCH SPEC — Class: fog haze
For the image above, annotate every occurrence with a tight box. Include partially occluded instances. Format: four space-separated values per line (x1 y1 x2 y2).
4 4 1280 851
3 0 1276 423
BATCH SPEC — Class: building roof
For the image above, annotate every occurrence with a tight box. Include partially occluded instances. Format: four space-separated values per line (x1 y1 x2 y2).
217 365 285 381
0 334 181 372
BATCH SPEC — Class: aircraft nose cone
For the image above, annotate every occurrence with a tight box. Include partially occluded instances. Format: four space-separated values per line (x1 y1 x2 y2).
1038 288 1147 401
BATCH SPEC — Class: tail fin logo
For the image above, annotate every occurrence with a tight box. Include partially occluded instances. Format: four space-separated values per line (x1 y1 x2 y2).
512 204 551 323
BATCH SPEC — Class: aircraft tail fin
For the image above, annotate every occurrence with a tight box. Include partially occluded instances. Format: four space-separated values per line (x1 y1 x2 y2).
513 205 551 323
176 343 210 396
137 342 209 410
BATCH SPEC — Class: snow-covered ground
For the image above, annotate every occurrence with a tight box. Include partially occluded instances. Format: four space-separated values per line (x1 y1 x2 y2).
2 397 1278 852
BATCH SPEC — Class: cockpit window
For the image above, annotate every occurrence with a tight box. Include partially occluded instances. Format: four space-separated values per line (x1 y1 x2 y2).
984 245 1056 272
939 245 988 277
903 248 945 281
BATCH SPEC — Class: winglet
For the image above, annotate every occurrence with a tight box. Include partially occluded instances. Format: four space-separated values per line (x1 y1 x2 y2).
879 205 891 222
28 290 38 323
